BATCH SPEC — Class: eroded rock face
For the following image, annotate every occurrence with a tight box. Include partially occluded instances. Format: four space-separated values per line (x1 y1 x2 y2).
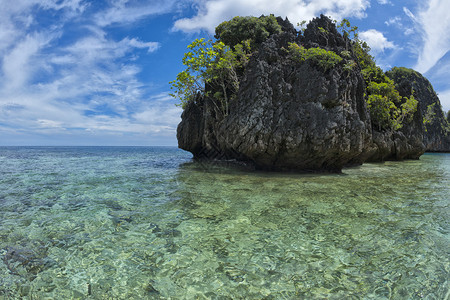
302 14 347 52
367 123 424 161
178 23 372 171
177 16 427 171
387 67 450 152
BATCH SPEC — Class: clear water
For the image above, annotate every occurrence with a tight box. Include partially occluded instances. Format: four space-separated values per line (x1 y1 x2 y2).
0 147 448 299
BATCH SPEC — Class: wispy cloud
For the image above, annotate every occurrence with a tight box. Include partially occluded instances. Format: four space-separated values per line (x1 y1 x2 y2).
407 0 450 73
403 7 417 23
94 0 177 27
1 33 53 90
384 16 401 26
0 0 180 145
173 0 370 33
384 14 414 36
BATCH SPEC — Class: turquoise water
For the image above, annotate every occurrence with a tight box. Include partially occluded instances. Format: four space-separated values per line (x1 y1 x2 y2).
0 147 448 299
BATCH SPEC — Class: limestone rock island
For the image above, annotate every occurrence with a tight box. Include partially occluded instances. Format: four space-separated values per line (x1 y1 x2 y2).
173 15 450 171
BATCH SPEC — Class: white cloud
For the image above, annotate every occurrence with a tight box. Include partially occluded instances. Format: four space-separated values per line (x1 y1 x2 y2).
134 99 181 126
385 16 401 26
0 0 87 50
408 0 450 73
384 15 415 37
64 32 159 65
437 89 450 112
125 38 160 53
359 29 396 54
173 0 370 33
94 0 176 27
0 0 179 145
40 0 87 11
37 119 64 129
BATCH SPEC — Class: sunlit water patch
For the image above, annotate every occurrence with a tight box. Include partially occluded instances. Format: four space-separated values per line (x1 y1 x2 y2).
0 147 448 299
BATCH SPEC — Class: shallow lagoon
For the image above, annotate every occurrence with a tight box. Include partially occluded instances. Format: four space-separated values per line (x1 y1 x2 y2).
0 147 448 299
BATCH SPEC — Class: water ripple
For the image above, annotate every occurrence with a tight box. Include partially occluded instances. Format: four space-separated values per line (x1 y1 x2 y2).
0 147 448 299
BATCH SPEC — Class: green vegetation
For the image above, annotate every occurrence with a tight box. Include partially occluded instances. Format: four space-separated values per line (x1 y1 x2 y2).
386 66 450 132
169 38 251 115
336 21 418 131
288 42 343 71
317 26 330 47
385 67 424 90
171 15 283 115
366 80 417 130
297 20 307 33
386 66 418 78
363 67 417 131
337 19 386 84
423 103 436 132
215 15 282 49
337 18 359 42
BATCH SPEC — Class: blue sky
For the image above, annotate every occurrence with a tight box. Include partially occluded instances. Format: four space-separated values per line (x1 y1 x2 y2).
0 0 449 146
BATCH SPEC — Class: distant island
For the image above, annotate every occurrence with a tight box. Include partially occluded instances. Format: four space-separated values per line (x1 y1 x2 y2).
171 15 450 171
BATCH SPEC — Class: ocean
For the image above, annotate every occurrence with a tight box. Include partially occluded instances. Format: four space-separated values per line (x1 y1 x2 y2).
0 147 448 299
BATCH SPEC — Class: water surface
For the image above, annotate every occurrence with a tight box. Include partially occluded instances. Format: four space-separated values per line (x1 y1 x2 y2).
0 147 448 299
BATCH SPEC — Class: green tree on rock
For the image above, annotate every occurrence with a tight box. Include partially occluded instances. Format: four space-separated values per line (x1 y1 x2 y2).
215 15 282 49
169 38 251 116
367 80 417 131
336 19 417 131
171 15 282 116
288 42 342 71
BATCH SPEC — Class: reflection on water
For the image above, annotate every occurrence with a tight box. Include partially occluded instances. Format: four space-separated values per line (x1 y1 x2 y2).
0 147 449 299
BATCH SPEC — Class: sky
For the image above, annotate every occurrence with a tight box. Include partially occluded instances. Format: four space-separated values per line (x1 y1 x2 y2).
0 0 449 146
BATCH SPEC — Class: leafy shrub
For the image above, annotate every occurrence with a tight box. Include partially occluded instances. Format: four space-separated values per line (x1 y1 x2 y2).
335 19 419 131
215 15 282 49
367 81 417 130
169 38 251 115
422 103 436 132
287 42 306 61
340 50 351 58
288 43 342 71
343 60 357 72
306 47 343 71
367 93 396 130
